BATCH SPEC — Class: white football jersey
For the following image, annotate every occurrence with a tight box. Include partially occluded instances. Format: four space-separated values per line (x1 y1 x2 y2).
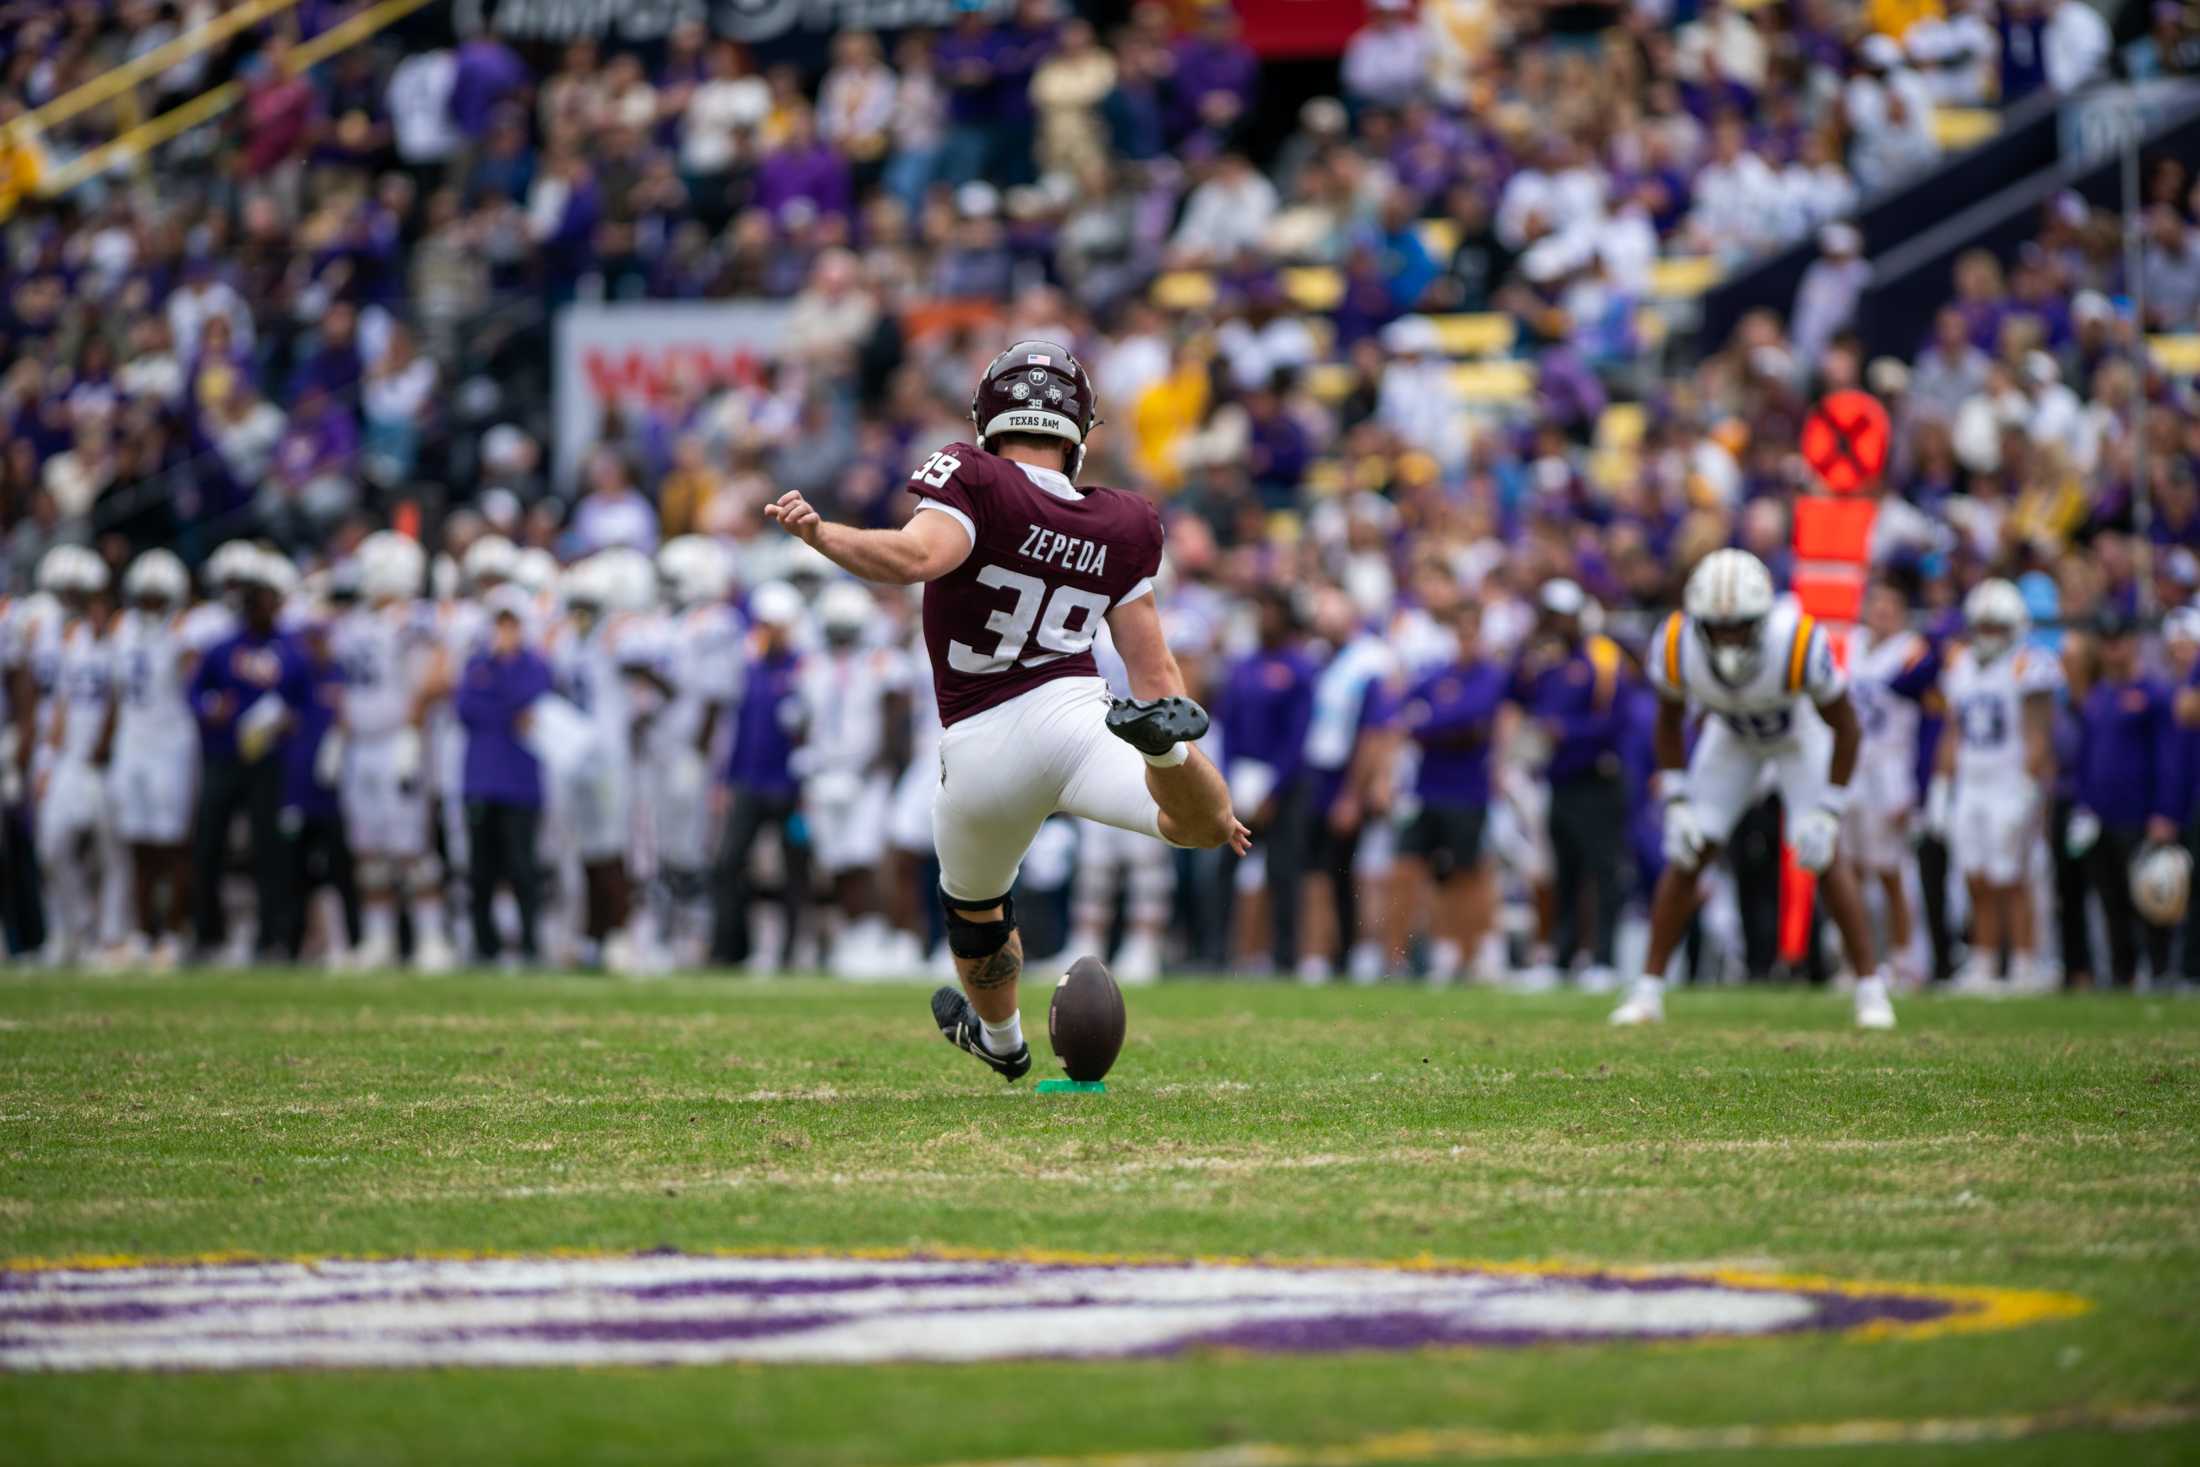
553 611 654 763
1850 628 1930 808
643 603 744 762
331 602 434 739
439 597 494 668
1647 595 1845 744
110 609 196 760
795 643 906 778
177 600 238 656
10 595 66 743
51 618 114 763
1941 642 2060 787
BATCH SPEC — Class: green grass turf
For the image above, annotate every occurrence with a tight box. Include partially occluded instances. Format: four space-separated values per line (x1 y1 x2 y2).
1 972 2197 1465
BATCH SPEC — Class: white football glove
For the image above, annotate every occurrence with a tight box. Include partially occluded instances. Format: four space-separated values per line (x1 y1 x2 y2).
1662 798 1708 868
391 726 423 790
1791 805 1842 873
313 730 345 789
2066 806 2102 859
1923 775 1952 842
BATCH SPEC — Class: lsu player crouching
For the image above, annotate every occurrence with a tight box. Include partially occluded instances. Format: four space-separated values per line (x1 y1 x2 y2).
1614 550 1897 1030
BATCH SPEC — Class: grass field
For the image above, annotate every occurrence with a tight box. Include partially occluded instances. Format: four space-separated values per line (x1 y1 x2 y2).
2 972 2197 1466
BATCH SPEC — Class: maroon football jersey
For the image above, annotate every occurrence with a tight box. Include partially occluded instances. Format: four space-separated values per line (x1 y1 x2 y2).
908 442 1165 726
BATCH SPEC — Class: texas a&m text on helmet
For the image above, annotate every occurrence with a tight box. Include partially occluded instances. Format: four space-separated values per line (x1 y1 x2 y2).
969 339 1101 479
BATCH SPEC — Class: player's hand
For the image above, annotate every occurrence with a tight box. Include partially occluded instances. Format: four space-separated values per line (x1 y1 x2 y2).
764 490 825 546
1791 806 1841 874
2148 815 2179 845
1923 775 1952 841
1661 798 1707 869
2067 806 2101 858
1226 817 1253 856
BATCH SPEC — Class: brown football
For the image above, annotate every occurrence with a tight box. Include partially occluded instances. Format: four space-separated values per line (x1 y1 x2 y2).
1047 955 1126 1082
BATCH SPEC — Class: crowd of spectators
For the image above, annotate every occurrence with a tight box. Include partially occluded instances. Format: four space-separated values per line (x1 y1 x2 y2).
2 0 2200 983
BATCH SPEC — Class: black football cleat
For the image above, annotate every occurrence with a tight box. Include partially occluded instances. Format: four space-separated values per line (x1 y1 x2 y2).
930 985 1032 1082
1105 696 1210 757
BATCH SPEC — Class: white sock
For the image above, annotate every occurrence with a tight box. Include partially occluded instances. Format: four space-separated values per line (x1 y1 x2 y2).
410 897 446 946
363 903 396 947
1430 938 1462 979
1141 743 1188 768
1634 974 1666 994
981 1011 1024 1056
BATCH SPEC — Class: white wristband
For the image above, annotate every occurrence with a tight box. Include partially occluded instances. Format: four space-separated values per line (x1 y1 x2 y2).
1818 783 1853 815
1142 743 1189 769
1652 769 1688 804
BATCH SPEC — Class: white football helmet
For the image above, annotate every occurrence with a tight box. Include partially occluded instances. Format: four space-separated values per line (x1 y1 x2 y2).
748 579 804 630
358 531 426 603
242 547 298 597
38 544 108 596
510 548 559 598
658 535 732 609
35 546 84 595
123 549 189 606
1684 549 1775 686
206 539 264 592
593 546 658 614
2132 843 2192 925
1963 578 2028 664
562 555 611 612
816 580 874 643
462 534 520 590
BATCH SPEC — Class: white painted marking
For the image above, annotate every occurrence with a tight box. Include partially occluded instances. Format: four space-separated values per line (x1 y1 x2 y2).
0 1255 1949 1373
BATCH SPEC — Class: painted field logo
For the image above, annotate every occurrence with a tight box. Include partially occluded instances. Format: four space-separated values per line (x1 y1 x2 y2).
0 1253 2083 1372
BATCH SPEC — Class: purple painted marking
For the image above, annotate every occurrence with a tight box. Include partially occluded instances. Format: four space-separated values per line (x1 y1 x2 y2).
0 1256 1996 1374
618 1269 1015 1301
500 1312 848 1345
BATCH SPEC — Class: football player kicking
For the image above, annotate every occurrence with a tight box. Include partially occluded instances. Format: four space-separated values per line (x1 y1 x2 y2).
1612 549 1898 1030
765 341 1249 1080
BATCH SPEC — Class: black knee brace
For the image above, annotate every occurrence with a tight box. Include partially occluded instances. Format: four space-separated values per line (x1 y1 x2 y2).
941 890 1016 959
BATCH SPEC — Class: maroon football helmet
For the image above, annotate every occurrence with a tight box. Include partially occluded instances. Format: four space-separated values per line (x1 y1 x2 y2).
969 339 1101 479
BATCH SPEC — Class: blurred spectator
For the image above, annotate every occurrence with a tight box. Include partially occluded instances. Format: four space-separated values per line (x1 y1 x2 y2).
2043 0 2112 92
1033 18 1116 182
569 450 658 554
1792 224 1870 372
1344 0 1431 111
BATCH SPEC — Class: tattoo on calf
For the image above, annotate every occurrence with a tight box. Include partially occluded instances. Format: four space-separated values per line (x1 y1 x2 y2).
965 943 1022 990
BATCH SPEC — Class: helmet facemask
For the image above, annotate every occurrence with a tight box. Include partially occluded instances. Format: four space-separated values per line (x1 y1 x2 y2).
1699 617 1765 686
1969 622 2015 664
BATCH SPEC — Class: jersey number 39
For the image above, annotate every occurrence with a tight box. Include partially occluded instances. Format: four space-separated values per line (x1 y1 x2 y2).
949 564 1111 676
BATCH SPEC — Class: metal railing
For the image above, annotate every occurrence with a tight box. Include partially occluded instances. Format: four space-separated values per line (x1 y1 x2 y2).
9 0 443 209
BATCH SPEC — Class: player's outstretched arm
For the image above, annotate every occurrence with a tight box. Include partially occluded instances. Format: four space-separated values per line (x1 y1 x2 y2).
764 490 970 586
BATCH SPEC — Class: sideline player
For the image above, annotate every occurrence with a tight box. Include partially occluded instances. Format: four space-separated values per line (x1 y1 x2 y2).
37 547 119 966
764 340 1247 1081
1612 549 1897 1030
1928 579 2058 993
108 550 199 966
332 533 452 973
1846 578 1938 987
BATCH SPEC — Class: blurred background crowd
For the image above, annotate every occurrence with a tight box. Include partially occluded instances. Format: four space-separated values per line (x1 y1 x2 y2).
2 0 2200 989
